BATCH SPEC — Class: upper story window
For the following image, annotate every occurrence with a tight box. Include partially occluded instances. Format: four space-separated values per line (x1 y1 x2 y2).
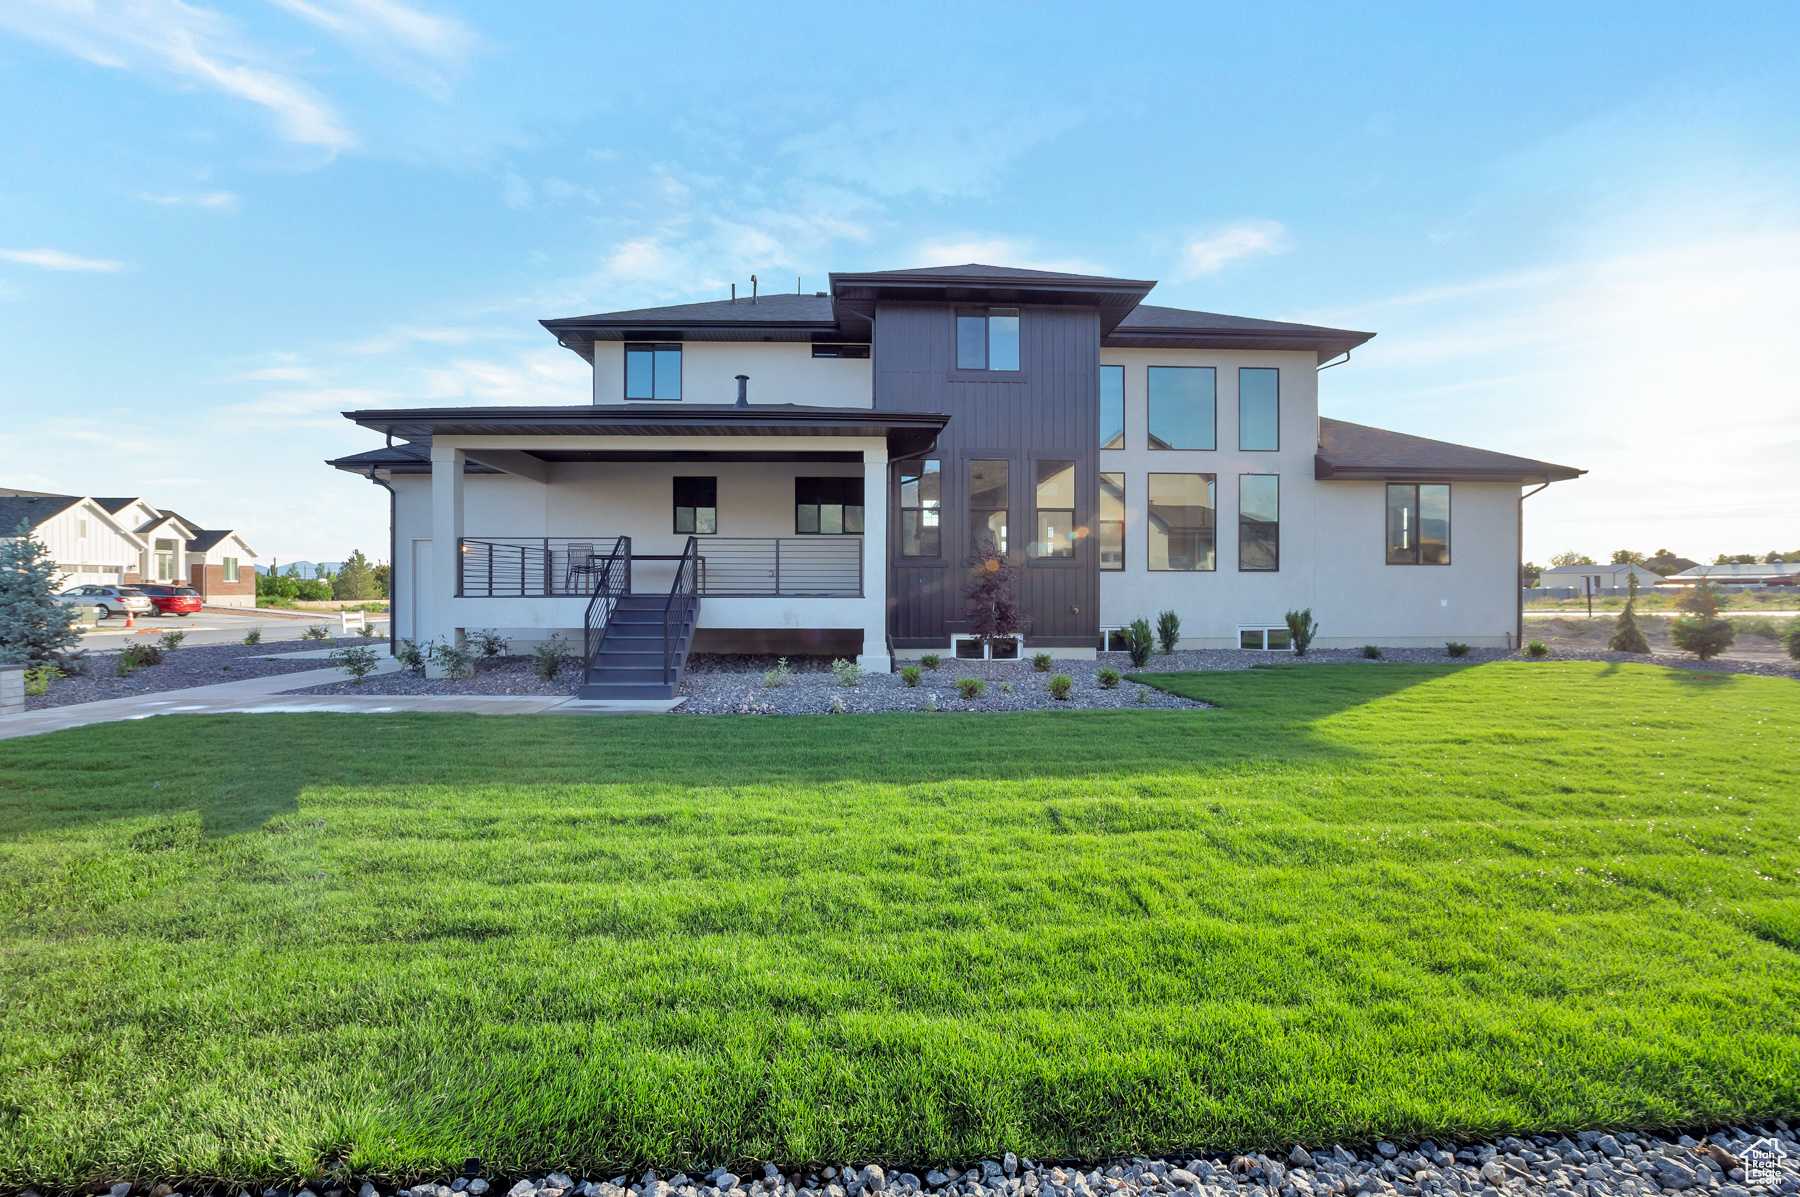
1239 367 1279 451
625 342 682 400
968 459 1009 553
956 308 1020 371
1031 460 1075 558
1387 484 1451 565
795 477 864 534
1099 473 1125 570
1100 364 1125 449
899 460 941 557
1148 366 1216 450
811 344 870 358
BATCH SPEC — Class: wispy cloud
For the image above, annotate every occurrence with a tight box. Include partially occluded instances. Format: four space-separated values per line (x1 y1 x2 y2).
0 0 355 150
141 190 238 207
0 248 128 272
1174 220 1289 278
267 0 477 101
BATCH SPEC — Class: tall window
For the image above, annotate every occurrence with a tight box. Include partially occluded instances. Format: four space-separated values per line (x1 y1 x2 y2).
222 557 239 583
625 343 682 400
1148 366 1215 450
1032 461 1075 558
899 460 941 557
956 308 1021 371
1387 484 1451 564
968 459 1009 553
1239 367 1279 451
155 538 176 582
1238 474 1279 571
795 477 864 534
1147 473 1215 571
1100 364 1125 449
1099 473 1125 570
673 476 716 534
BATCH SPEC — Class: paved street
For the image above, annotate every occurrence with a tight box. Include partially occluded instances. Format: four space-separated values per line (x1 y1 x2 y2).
78 605 390 650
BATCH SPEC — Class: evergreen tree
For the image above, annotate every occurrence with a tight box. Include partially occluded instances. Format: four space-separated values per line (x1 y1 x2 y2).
1608 574 1651 654
334 549 376 600
0 519 86 670
961 536 1031 655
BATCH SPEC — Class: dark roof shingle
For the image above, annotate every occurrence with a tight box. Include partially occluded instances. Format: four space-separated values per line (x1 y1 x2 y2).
1315 417 1583 482
0 494 83 532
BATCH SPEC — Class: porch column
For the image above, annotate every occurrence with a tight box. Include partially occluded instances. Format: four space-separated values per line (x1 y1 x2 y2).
427 443 465 675
858 445 891 672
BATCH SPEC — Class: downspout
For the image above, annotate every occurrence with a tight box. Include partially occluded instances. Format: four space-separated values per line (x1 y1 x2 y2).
1517 479 1551 650
369 465 397 657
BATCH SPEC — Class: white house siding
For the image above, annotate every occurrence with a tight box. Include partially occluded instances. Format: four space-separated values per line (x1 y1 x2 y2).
592 341 872 407
29 501 141 588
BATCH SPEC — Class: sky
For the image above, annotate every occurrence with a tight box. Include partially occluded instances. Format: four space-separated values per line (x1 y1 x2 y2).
1 1 1796 566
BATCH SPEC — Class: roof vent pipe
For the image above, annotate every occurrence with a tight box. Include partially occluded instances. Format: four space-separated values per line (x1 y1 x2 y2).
750 274 757 303
735 374 749 408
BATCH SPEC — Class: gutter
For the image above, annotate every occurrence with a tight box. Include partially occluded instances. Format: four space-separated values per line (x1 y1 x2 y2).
1517 480 1551 650
367 465 398 657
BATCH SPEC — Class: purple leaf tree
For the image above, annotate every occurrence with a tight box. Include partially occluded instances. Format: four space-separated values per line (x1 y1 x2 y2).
962 536 1032 657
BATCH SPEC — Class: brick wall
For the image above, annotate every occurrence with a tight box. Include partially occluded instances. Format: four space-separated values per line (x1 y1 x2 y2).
189 563 256 606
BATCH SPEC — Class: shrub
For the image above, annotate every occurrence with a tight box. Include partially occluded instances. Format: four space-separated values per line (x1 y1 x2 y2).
0 517 85 673
956 676 986 700
1125 617 1154 668
1445 642 1472 658
1031 651 1053 672
831 658 864 686
923 693 939 711
23 663 61 695
1608 575 1651 654
1285 608 1319 656
1732 616 1783 641
395 638 425 671
431 637 474 679
296 578 333 602
302 624 331 641
1156 609 1181 655
242 627 262 645
532 634 568 681
828 695 846 714
999 681 1013 693
920 653 941 671
762 657 793 689
330 644 380 685
1526 641 1549 657
901 665 922 687
1787 622 1800 661
469 629 509 660
1048 674 1073 701
1670 617 1734 662
962 535 1032 659
157 629 186 653
115 642 163 676
1361 644 1382 660
1096 667 1121 689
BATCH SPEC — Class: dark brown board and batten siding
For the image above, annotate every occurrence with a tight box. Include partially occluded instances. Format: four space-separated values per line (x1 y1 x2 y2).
875 301 1100 648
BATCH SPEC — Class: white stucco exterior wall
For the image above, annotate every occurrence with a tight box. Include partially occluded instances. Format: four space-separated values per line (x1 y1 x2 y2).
591 342 871 407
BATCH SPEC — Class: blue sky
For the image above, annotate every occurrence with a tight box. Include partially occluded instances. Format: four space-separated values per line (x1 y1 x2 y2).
1 1 1796 565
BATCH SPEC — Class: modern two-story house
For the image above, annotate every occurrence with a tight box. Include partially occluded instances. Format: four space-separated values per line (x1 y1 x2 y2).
329 264 1582 698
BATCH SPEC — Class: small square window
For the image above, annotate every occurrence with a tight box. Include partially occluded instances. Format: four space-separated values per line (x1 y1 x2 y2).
673 476 717 535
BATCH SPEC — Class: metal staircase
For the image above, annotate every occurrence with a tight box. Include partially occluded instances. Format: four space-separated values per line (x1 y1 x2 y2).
577 537 700 701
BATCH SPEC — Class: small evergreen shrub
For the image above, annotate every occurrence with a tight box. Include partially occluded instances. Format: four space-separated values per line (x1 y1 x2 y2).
1670 617 1734 662
532 634 568 681
242 627 262 645
1096 667 1121 689
157 629 186 652
1361 644 1382 660
901 665 922 687
1031 651 1053 672
1125 618 1154 668
1285 608 1319 656
0 518 86 673
330 645 380 684
1445 642 1472 658
1156 609 1181 655
831 658 864 686
1608 575 1651 654
1048 674 1073 700
1526 641 1549 657
956 677 986 700
920 653 941 671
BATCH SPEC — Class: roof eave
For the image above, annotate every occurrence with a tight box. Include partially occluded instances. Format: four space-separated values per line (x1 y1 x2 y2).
1314 457 1586 483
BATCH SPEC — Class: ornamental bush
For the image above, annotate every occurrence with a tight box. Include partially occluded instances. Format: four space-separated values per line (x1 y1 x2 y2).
1671 617 1734 662
1155 610 1181 655
0 519 85 672
1125 618 1154 668
1608 575 1651 654
1285 608 1319 657
1048 674 1073 701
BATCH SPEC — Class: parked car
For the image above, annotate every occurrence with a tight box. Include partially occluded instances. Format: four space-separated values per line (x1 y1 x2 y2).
135 584 203 616
57 585 154 619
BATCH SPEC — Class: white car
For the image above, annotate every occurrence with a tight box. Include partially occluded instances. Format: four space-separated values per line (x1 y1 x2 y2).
58 585 154 619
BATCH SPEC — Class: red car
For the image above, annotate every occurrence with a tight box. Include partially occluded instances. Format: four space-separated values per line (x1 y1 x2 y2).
135 584 203 616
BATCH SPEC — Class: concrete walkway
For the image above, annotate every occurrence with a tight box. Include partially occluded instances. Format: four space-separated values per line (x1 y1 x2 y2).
0 660 681 741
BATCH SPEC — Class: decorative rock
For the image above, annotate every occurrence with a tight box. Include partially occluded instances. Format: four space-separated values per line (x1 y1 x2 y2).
718 1178 741 1192
1006 1158 1020 1179
1654 1161 1700 1191
550 1178 575 1192
926 1175 950 1188
112 1185 135 1197
1290 1150 1314 1170
864 1169 887 1193
469 1184 490 1196
1377 1147 1398 1162
361 1185 379 1197
1480 1164 1507 1185
1168 1173 1200 1190
1597 1139 1623 1160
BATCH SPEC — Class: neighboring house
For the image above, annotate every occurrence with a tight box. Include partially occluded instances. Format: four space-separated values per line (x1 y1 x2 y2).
0 488 257 603
328 263 1583 698
1668 562 1800 586
1538 563 1665 592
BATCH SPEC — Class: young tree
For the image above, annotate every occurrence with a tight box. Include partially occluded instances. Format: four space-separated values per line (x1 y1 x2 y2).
1607 574 1651 654
1521 561 1543 587
961 536 1031 658
1550 550 1595 567
1680 580 1722 618
1610 549 1646 565
0 519 86 671
334 549 376 600
371 562 391 599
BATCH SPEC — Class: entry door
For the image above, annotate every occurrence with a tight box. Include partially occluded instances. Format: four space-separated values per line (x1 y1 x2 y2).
410 539 432 642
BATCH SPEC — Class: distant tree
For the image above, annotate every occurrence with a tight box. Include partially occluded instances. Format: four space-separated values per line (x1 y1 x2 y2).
1610 549 1645 565
961 536 1031 657
1550 550 1595 567
296 578 332 602
1680 580 1722 618
1607 575 1651 654
1671 616 1734 662
0 519 86 671
1645 551 1691 577
1783 550 1800 564
1521 561 1543 587
333 550 376 600
1716 553 1758 565
371 562 391 599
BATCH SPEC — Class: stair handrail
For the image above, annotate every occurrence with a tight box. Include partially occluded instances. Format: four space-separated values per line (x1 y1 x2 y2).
582 535 631 665
663 535 700 685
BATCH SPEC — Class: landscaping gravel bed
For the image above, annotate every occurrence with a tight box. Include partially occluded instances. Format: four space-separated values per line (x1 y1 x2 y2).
24 637 387 711
1107 644 1800 680
282 653 586 698
73 1121 1795 1197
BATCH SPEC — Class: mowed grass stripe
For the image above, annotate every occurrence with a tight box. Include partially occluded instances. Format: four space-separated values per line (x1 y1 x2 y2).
0 663 1795 1182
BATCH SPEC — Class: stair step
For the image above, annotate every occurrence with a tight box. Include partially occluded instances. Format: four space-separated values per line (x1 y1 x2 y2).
585 667 677 684
577 682 678 700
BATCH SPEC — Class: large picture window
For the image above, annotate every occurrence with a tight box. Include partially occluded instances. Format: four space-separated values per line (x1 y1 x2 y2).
1239 367 1279 451
956 309 1021 371
1099 473 1125 570
673 476 716 535
1387 483 1451 564
1100 364 1125 449
899 460 941 557
1147 473 1215 571
1032 460 1075 558
1148 366 1215 450
625 343 682 400
1238 474 1279 571
795 477 864 534
968 459 1009 554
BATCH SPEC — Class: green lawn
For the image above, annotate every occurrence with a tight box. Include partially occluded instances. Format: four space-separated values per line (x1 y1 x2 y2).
1 663 1796 1184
